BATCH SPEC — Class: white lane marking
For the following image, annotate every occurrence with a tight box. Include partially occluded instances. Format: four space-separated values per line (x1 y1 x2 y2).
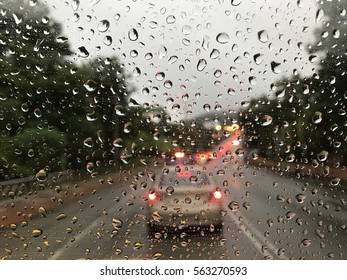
227 209 289 260
49 217 102 260
49 203 120 260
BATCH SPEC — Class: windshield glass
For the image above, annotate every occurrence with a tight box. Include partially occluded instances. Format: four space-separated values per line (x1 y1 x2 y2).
0 0 346 262
160 174 209 187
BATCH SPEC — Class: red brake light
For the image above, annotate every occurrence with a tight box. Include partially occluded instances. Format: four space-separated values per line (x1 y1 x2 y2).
148 193 157 201
175 152 185 158
213 191 222 200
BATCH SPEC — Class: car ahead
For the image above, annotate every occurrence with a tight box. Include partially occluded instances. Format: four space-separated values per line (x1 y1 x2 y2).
165 151 216 167
146 166 224 233
165 151 198 166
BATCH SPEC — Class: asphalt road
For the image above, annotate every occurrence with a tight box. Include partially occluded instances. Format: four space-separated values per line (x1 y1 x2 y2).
0 145 346 260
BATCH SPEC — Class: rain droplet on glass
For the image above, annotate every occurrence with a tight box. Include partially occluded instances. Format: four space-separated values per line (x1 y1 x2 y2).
128 28 139 41
97 20 110 33
257 30 269 43
216 32 230 44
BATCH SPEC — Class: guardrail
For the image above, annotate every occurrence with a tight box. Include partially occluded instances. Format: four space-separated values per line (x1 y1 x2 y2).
0 170 72 199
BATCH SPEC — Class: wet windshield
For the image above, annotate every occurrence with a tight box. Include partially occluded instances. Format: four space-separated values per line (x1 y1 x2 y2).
0 0 346 263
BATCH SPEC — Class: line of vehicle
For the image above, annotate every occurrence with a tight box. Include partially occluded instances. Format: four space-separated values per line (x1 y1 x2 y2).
226 209 289 260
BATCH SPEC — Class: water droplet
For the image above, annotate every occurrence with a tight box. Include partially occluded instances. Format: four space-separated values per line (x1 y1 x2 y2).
10 223 18 230
130 50 138 58
166 186 174 195
115 105 125 116
243 202 251 210
56 213 66 221
148 21 158 29
235 148 244 157
315 229 324 239
267 219 273 227
98 19 110 32
203 104 211 112
260 115 273 126
103 35 112 46
133 67 141 77
317 150 328 162
71 216 78 224
215 32 229 44
128 28 139 41
71 0 80 10
182 25 192 35
166 15 176 24
148 171 156 181
83 137 94 148
286 154 295 163
152 252 162 260
231 0 242 6
152 211 163 222
228 201 239 211
210 49 220 59
72 13 80 22
155 72 165 81
295 194 307 203
330 178 340 186
285 211 296 220
301 238 311 247
38 207 47 217
249 76 257 85
90 0 101 6
312 111 322 124
36 169 47 182
29 0 38 7
84 80 97 91
158 45 167 59
168 55 178 64
185 197 192 204
133 241 143 250
277 248 285 256
172 103 180 111
12 13 22 25
316 9 324 23
56 37 68 44
34 108 42 118
32 229 43 238
144 53 153 61
78 46 89 58
270 61 281 74
197 59 207 71
86 111 98 121
164 80 173 88
112 218 123 229
251 152 259 160
21 103 29 112
258 30 269 43
123 123 132 133
86 162 94 173
253 53 264 65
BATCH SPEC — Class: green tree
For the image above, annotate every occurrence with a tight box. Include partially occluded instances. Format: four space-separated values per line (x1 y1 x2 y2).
0 0 133 178
240 1 347 165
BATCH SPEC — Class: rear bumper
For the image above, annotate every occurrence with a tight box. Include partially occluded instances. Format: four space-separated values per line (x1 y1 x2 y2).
147 203 224 228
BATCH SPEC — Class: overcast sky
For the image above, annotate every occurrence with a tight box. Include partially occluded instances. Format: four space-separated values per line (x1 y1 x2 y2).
47 0 321 121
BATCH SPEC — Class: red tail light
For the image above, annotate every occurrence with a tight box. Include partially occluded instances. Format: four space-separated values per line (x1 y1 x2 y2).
148 192 157 201
212 190 222 200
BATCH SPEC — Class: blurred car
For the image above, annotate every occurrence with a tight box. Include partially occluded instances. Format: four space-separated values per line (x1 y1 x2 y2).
165 150 216 167
165 151 198 166
146 166 224 233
